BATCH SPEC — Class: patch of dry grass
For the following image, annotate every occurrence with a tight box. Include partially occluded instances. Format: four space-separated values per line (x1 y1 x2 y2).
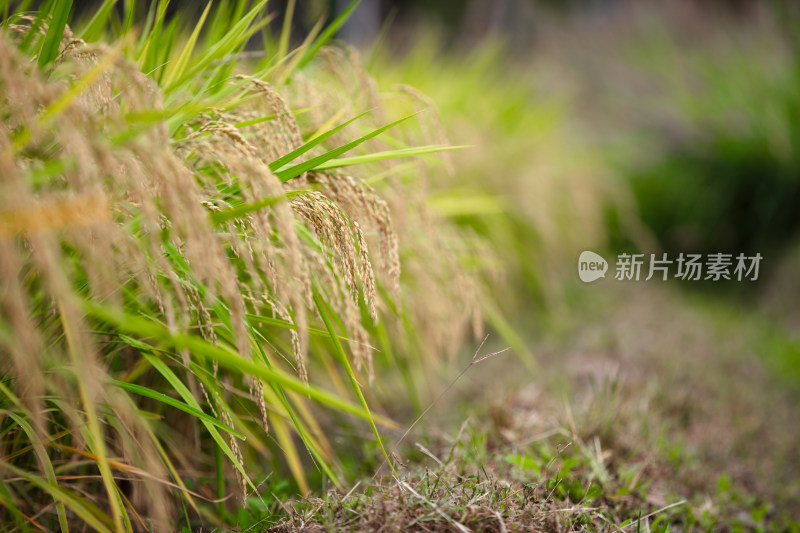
271 283 800 532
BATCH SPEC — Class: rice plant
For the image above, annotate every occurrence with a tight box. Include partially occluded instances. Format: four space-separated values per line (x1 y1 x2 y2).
0 1 495 529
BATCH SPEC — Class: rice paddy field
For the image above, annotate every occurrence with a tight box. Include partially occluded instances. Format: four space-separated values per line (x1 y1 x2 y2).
0 1 798 531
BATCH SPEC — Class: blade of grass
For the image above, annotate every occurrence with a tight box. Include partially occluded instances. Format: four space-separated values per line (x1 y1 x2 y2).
484 305 538 374
276 0 295 61
305 107 347 143
48 442 213 505
312 291 395 476
311 144 468 171
275 113 417 182
110 379 245 439
162 0 213 87
59 300 126 533
208 190 296 226
154 17 178 85
205 301 323 492
0 462 115 533
272 13 325 85
269 414 309 493
5 413 69 532
83 302 398 429
214 442 224 515
296 0 360 70
121 0 135 36
114 389 200 514
134 0 159 60
141 352 258 494
366 4 397 70
0 477 32 532
250 327 339 488
137 0 170 72
164 0 269 93
286 389 336 461
268 110 371 172
246 312 340 338
37 0 72 68
79 0 116 42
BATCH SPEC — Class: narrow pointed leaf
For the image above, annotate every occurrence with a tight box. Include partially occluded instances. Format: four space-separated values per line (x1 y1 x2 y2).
163 0 213 87
79 0 116 42
38 0 72 68
268 110 371 172
142 353 258 493
312 144 468 171
110 379 245 439
83 302 398 428
312 291 395 475
275 113 416 182
297 0 360 70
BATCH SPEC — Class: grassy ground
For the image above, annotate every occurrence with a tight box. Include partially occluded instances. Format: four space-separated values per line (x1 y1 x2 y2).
269 274 800 532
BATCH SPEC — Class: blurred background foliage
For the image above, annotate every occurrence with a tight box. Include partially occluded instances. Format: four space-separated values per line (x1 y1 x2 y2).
357 0 800 281
346 0 800 298
60 0 800 270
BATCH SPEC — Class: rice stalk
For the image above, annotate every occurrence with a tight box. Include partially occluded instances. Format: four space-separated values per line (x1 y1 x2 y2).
0 3 497 529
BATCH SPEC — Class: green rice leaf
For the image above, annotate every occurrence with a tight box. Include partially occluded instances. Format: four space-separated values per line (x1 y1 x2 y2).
162 0 213 87
312 291 395 475
37 0 72 68
277 0 295 61
311 144 468 171
79 0 116 42
268 110 371 172
2 406 68 533
164 0 269 92
275 113 416 182
141 353 258 494
0 461 115 533
208 190 296 225
296 0 360 70
249 327 340 489
83 302 398 429
110 379 246 439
